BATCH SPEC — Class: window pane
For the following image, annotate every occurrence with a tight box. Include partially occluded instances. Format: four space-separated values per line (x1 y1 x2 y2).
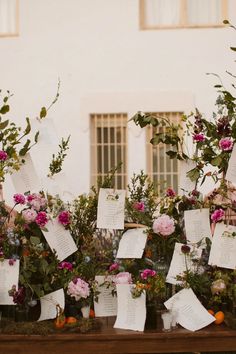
187 0 222 25
145 0 180 26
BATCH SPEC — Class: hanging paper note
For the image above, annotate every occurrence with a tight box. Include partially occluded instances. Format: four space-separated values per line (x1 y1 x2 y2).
116 228 148 258
226 144 236 186
164 288 215 331
38 289 65 321
94 275 117 317
114 284 146 332
97 188 126 230
166 243 202 285
0 260 19 305
42 219 77 261
184 208 212 244
178 160 196 195
208 223 236 269
11 153 41 193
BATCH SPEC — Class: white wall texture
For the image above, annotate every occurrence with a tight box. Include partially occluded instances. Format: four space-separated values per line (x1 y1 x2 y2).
1 0 236 202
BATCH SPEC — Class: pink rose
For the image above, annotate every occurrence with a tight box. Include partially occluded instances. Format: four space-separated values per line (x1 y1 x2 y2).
133 201 145 212
35 211 48 227
193 133 205 142
211 208 225 223
58 261 73 271
0 150 8 161
219 137 233 151
13 193 26 205
22 208 37 223
58 210 70 226
67 277 90 301
153 214 175 236
114 272 132 284
109 262 119 272
166 188 176 197
140 269 156 280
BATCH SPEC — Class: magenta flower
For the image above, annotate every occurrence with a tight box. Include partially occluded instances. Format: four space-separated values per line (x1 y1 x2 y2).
219 137 234 151
35 211 48 227
140 269 156 280
58 261 73 271
109 262 119 272
193 133 205 142
58 210 70 226
153 214 175 237
211 208 225 223
133 201 145 212
166 188 176 197
13 193 26 205
0 150 8 161
27 193 47 211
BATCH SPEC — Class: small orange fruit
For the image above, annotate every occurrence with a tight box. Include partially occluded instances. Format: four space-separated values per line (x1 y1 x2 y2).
66 316 77 324
89 309 95 318
208 309 215 316
214 311 225 324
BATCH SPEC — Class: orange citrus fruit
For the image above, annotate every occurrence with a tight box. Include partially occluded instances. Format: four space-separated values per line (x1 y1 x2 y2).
66 316 77 324
214 311 225 324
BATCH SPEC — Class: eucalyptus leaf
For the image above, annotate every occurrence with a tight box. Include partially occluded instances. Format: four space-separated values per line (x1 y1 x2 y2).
40 106 47 119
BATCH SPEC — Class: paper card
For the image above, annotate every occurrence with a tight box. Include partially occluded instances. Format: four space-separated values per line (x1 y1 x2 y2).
164 288 215 331
166 243 202 285
178 160 196 195
116 228 148 259
94 275 117 317
30 118 59 179
0 260 19 305
42 219 78 261
184 208 212 244
114 284 146 332
38 289 65 322
226 144 236 186
97 188 126 230
11 153 41 193
208 223 236 269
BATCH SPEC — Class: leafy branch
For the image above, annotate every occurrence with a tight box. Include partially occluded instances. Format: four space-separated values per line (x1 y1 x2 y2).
48 135 70 177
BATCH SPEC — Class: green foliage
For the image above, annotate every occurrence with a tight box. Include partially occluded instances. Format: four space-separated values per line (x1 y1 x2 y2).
48 135 70 177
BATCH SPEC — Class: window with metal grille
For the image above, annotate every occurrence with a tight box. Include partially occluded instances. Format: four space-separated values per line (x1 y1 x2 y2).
146 112 183 194
140 0 227 30
90 113 127 189
0 0 19 37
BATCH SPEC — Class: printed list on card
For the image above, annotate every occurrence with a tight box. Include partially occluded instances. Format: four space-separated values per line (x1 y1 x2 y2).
97 188 126 230
184 208 212 244
116 228 148 259
0 260 19 305
94 275 117 317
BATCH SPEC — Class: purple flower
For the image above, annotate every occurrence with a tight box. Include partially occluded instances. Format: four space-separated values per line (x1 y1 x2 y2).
0 150 8 161
193 133 205 142
219 137 234 151
211 208 225 223
35 211 48 227
133 201 145 212
58 210 70 226
9 259 16 266
140 269 156 280
166 188 176 197
58 261 73 271
181 244 191 254
13 193 26 205
109 262 119 272
153 214 175 237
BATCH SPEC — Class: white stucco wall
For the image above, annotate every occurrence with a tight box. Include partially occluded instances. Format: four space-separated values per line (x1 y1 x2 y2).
1 0 236 202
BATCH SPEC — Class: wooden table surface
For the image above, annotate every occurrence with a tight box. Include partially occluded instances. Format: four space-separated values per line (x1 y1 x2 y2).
1 317 236 354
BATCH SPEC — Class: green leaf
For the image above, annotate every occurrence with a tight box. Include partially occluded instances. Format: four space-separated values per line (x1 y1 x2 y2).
211 156 222 166
30 236 41 245
230 47 236 52
0 119 9 130
34 131 40 143
24 117 31 135
214 85 222 88
0 104 10 114
186 168 200 182
223 19 229 24
166 150 177 159
19 139 31 156
40 106 47 119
